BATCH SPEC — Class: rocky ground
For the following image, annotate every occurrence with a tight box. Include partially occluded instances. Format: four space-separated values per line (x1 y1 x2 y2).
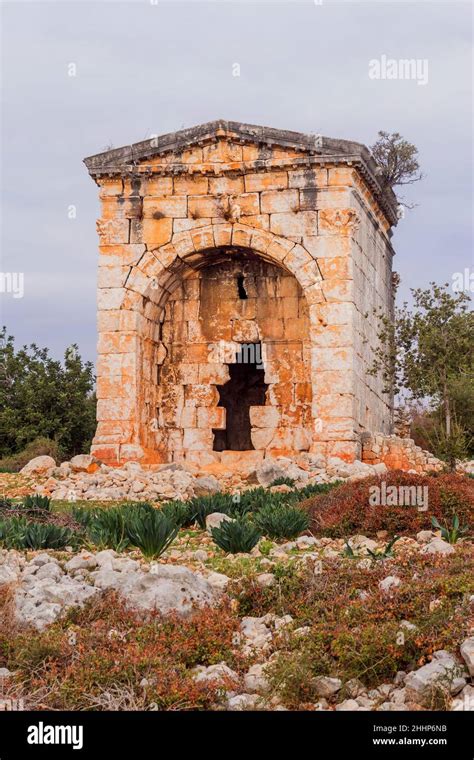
0 516 473 711
0 453 472 712
12 452 392 502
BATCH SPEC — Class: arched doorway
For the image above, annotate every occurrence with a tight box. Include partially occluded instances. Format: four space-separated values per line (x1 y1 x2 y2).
155 248 313 463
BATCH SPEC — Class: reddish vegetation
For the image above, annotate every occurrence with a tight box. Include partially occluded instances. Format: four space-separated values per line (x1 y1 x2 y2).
302 472 474 537
0 592 247 711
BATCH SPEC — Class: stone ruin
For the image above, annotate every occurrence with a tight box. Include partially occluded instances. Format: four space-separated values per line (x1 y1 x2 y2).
84 120 399 470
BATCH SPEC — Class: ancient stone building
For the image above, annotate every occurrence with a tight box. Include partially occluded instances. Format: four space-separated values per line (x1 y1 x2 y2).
84 120 398 468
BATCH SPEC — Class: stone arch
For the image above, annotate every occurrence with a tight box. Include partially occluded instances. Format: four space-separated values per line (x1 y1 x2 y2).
111 224 324 465
124 222 324 306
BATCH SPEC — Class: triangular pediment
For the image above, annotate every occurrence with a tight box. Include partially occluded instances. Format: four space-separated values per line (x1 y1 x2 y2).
84 119 368 172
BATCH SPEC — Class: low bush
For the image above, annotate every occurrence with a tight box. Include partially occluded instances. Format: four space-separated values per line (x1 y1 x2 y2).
188 495 233 528
85 507 130 552
0 437 60 473
1 593 246 710
23 522 76 550
270 476 296 487
124 509 178 559
0 516 75 550
302 471 474 537
22 495 52 512
211 518 261 554
254 503 309 540
159 500 194 528
231 548 473 705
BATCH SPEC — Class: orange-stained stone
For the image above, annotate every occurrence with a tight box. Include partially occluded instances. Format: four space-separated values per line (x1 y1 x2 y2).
141 218 173 250
87 127 396 470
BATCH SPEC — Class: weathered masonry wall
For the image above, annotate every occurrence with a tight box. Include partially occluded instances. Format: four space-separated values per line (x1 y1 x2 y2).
85 120 398 467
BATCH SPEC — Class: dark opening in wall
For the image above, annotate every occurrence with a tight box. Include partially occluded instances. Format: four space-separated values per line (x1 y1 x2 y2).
236 274 248 299
213 361 267 451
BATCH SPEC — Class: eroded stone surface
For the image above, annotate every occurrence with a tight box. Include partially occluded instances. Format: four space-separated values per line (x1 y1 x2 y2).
84 121 399 468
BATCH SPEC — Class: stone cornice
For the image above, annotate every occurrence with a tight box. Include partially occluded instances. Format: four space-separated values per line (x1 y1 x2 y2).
84 120 399 226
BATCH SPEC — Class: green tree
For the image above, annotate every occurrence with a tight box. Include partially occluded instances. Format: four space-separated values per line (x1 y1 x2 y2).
0 328 96 460
370 131 422 207
370 284 473 466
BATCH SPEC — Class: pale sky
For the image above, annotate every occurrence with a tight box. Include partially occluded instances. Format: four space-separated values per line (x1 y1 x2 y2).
1 0 473 365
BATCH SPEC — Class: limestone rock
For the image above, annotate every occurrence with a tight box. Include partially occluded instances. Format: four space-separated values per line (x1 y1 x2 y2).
405 650 466 706
256 573 276 588
193 476 221 496
451 684 474 711
460 638 474 677
256 458 308 487
69 454 100 473
244 663 270 693
313 676 342 698
205 512 233 533
193 662 239 686
421 538 455 555
416 530 434 544
65 551 100 572
227 693 260 711
348 535 378 554
335 699 360 711
20 455 56 475
379 575 401 593
92 562 219 617
15 574 98 630
205 571 231 591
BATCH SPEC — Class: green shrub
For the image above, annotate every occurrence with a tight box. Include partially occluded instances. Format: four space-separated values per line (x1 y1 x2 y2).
231 488 288 516
431 514 469 544
85 507 130 552
189 495 233 529
22 495 52 512
160 500 194 528
0 437 60 473
270 476 296 487
0 517 75 550
211 518 261 554
71 505 96 528
0 497 15 510
254 504 309 540
290 482 341 502
0 516 28 548
24 522 76 550
125 510 178 559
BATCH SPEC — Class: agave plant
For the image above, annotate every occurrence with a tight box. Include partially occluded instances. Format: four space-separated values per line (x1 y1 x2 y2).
269 476 296 488
211 518 261 554
159 500 194 528
190 495 233 529
86 507 130 552
0 517 74 550
22 495 52 512
254 504 309 540
366 536 400 561
0 516 29 549
431 514 469 544
71 505 98 528
125 510 178 559
343 540 357 558
24 522 76 550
